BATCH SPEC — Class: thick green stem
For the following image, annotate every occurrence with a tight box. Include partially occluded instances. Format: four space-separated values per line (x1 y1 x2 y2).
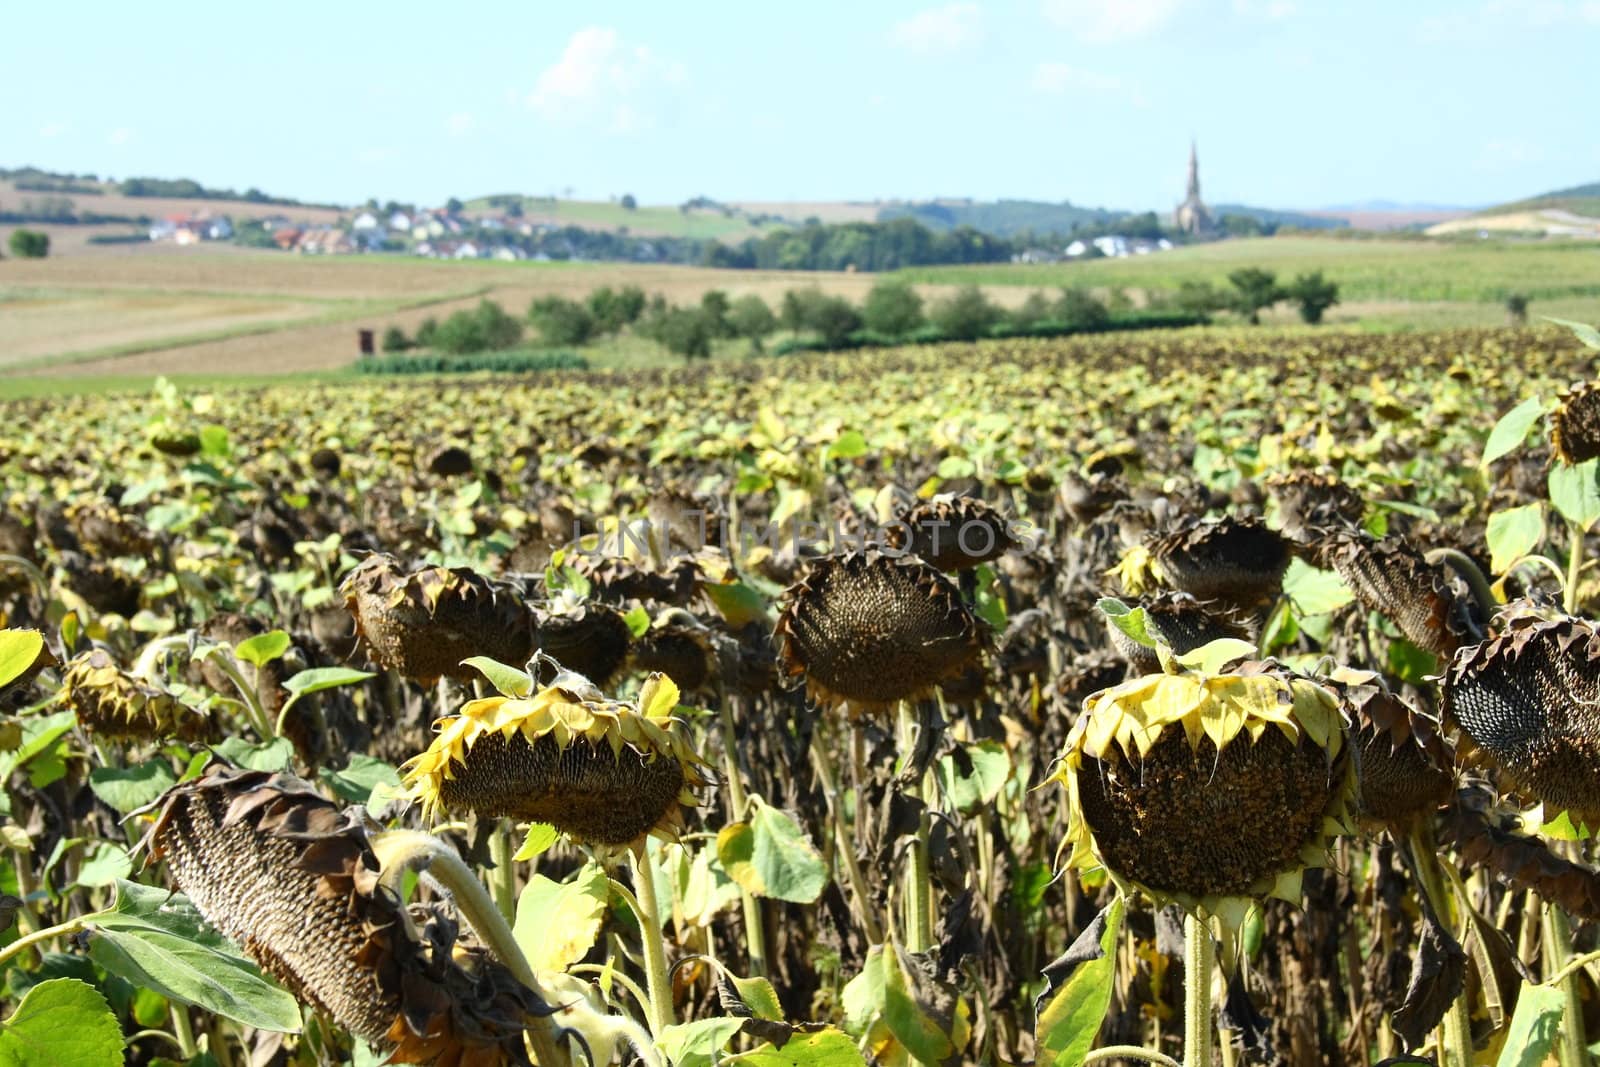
720 697 768 975
1407 827 1471 1067
1545 905 1588 1067
489 824 516 924
1183 912 1215 1067
628 849 676 1035
201 647 275 740
1084 1047 1182 1067
1425 547 1498 627
0 915 88 969
896 702 935 954
368 831 568 1067
170 1002 198 1060
1565 520 1586 614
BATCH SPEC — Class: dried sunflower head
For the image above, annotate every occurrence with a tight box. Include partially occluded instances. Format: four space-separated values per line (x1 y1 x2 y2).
1552 383 1600 466
1441 607 1600 825
630 611 716 693
1103 592 1251 674
1266 470 1365 557
885 495 1016 572
1050 658 1352 929
775 548 988 715
1147 517 1291 612
140 765 546 1063
401 673 710 856
530 595 632 688
341 554 532 685
1329 533 1482 658
63 649 210 742
1326 667 1454 832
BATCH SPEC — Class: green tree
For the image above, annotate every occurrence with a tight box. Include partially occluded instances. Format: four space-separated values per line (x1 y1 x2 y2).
700 290 735 338
1227 268 1284 325
1506 293 1530 326
620 193 638 211
805 295 864 348
1173 280 1227 315
1286 271 1340 325
862 282 925 337
435 300 524 354
1051 288 1110 329
931 285 1001 341
653 307 714 361
381 325 412 353
445 197 464 214
780 288 827 333
727 294 778 353
529 296 597 346
415 317 440 348
8 229 49 258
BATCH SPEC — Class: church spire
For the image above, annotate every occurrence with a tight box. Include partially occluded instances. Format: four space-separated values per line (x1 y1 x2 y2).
1186 140 1200 200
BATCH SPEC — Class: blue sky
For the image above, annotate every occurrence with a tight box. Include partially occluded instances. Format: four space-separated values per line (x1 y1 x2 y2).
4 1 1596 212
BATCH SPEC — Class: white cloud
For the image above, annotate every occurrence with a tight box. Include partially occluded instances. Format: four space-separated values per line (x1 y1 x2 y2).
39 122 67 139
528 27 684 132
1030 62 1121 93
446 112 475 136
889 4 984 53
1041 0 1183 41
107 127 134 146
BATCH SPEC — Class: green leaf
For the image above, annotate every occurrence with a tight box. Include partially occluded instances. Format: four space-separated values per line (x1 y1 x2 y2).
935 740 1012 815
1543 316 1600 351
1036 895 1125 1066
75 843 132 888
233 630 290 668
461 656 532 698
717 802 827 904
826 430 868 461
724 1027 866 1066
1482 395 1548 469
209 736 294 772
1550 458 1600 532
704 581 771 628
0 710 75 784
88 880 302 1033
0 630 44 690
1095 597 1154 649
512 822 559 861
623 605 651 638
1493 982 1565 1067
90 759 178 814
317 754 400 804
1486 503 1546 575
657 1017 748 1067
199 424 231 458
1386 639 1438 687
1282 558 1355 615
730 974 784 1021
882 942 954 1062
0 978 124 1067
937 455 976 480
282 666 376 697
512 863 609 973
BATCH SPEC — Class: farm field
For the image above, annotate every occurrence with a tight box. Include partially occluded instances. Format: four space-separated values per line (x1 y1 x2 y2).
463 196 775 241
5 323 1600 1066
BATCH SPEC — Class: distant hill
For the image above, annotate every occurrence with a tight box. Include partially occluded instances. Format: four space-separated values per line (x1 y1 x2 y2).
1211 204 1346 230
875 199 1120 237
1480 180 1600 217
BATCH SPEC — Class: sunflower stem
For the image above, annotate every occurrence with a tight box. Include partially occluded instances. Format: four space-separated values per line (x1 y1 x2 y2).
1084 1047 1182 1067
489 823 516 924
720 696 768 975
1406 826 1471 1067
896 702 934 954
0 555 50 601
0 915 89 969
629 847 677 1036
1564 520 1585 614
809 726 883 944
1182 912 1214 1067
169 1002 198 1060
368 830 569 1067
1544 903 1588 1067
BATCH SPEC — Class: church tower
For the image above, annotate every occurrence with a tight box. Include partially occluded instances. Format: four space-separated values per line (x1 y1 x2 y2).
1175 140 1213 236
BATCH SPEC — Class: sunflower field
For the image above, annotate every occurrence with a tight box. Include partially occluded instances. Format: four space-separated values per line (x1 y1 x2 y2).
4 321 1600 1067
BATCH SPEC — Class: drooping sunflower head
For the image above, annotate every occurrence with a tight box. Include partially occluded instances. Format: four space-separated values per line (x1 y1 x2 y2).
401 673 710 856
775 548 988 715
1441 606 1600 826
140 765 546 1064
1050 657 1353 929
630 610 717 694
1102 592 1252 674
1328 532 1484 658
1265 470 1365 557
1146 517 1291 612
530 594 633 687
885 495 1016 572
63 649 211 743
1327 667 1454 832
1552 383 1600 466
340 554 533 685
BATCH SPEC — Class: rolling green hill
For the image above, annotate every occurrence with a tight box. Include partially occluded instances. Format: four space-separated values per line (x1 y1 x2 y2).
1480 180 1600 217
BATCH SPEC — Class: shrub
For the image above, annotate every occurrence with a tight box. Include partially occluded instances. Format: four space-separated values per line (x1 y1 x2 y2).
805 295 864 348
8 229 49 258
1009 291 1053 331
415 317 440 348
1286 272 1340 325
529 296 597 346
931 285 1001 341
356 349 589 375
587 286 647 335
1051 288 1110 330
652 307 715 361
381 326 412 353
1227 268 1284 325
862 282 926 337
434 300 524 355
727 295 778 352
1506 293 1530 326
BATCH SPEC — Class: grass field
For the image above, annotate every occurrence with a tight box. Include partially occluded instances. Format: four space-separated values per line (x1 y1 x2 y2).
3 235 1599 391
897 234 1600 302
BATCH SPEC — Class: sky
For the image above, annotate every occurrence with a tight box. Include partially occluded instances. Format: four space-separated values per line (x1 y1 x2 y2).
4 0 1597 213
